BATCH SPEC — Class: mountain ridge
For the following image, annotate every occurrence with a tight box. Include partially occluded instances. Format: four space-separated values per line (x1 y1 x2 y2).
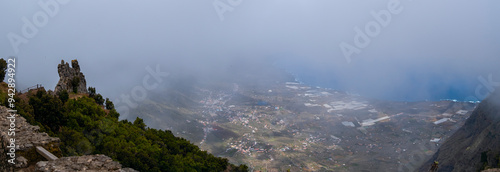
420 90 500 171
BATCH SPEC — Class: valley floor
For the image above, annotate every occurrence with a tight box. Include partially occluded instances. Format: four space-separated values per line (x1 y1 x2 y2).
133 81 477 171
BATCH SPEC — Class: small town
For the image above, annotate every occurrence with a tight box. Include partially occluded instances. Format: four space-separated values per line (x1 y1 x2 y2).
165 81 477 171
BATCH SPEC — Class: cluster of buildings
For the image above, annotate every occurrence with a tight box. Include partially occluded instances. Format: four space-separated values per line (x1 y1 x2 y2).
184 81 478 171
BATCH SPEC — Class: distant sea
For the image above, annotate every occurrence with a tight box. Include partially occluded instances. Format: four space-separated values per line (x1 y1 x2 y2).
292 73 477 102
273 61 481 103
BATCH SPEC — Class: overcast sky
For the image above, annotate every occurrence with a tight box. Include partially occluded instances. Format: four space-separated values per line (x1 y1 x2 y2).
0 0 499 102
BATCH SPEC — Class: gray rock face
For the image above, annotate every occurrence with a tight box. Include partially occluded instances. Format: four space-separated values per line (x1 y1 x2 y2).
54 59 88 94
0 105 137 172
35 154 138 172
0 106 60 171
0 107 60 151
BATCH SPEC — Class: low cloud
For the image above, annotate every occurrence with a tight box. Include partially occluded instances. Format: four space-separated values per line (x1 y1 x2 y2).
0 0 498 101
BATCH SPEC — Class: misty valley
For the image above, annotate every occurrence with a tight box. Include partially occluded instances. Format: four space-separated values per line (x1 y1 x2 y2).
127 67 477 171
2 1 500 172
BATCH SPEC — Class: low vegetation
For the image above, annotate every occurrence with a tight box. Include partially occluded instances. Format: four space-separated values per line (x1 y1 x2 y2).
1 84 247 172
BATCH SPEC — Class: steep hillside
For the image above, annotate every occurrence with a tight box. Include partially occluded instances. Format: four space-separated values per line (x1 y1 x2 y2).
420 90 500 172
127 60 296 143
2 60 248 172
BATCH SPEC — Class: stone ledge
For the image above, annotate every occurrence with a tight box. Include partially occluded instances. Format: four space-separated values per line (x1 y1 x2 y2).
36 154 138 172
0 106 60 151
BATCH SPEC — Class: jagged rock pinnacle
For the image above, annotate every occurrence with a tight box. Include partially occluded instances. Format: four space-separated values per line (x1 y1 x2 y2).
54 59 88 94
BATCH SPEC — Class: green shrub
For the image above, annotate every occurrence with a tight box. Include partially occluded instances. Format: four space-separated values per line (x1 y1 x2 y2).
13 88 248 172
71 76 80 93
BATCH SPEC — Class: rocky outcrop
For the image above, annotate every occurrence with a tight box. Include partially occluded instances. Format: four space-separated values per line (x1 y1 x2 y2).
0 106 61 171
54 59 88 94
35 154 138 172
420 90 500 172
1 105 137 172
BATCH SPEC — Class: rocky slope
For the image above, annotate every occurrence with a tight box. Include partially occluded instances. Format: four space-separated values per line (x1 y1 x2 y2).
420 90 500 172
0 106 61 171
0 105 136 172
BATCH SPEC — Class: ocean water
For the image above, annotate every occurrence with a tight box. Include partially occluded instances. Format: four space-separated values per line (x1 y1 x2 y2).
274 60 483 103
295 74 477 102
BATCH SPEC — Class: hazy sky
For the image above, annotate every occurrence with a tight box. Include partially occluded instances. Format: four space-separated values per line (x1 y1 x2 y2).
1 0 499 102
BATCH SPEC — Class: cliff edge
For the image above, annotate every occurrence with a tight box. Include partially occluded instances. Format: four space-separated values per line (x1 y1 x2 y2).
0 105 136 171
